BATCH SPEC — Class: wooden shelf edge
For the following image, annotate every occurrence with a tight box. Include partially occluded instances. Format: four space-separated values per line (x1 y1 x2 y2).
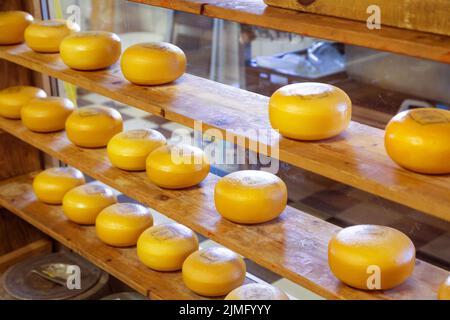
0 173 218 300
0 122 447 300
0 45 449 222
131 0 450 64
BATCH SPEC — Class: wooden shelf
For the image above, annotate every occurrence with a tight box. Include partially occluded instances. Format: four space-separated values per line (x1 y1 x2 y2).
0 173 214 300
0 44 449 222
0 118 447 300
131 0 450 64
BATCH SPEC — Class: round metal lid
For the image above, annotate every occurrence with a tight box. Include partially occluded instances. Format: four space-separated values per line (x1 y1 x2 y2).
2 252 102 300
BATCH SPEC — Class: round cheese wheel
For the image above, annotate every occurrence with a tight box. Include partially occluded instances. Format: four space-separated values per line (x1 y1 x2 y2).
328 225 415 290
215 170 287 224
60 31 121 70
225 283 289 300
24 19 79 53
146 144 210 189
182 247 246 297
0 11 33 45
62 184 117 225
269 82 352 140
107 129 166 171
137 223 199 271
438 276 450 300
65 106 123 148
21 97 74 132
385 108 450 174
121 42 186 85
95 203 153 247
0 86 47 119
32 167 85 205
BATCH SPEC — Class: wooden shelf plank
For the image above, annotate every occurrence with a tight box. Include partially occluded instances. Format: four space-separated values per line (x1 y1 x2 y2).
0 44 449 222
131 0 450 64
0 119 447 300
0 173 213 300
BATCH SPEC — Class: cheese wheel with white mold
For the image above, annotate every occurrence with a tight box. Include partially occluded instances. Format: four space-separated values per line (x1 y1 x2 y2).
182 247 246 297
215 170 287 224
0 86 47 119
107 129 167 171
328 225 415 290
63 184 117 225
225 283 289 300
385 108 450 174
32 167 85 205
146 144 210 189
25 19 79 53
95 203 153 247
60 31 121 70
65 106 123 148
21 97 74 132
137 223 199 271
121 42 186 85
0 11 33 45
269 82 352 140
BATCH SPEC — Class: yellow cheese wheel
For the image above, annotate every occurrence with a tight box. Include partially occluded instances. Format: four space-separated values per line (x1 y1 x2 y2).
328 225 415 290
146 144 210 189
0 11 33 45
182 247 246 297
24 19 79 53
65 106 123 148
95 203 153 247
107 129 167 171
0 86 47 119
62 184 117 225
215 170 287 224
385 108 450 174
121 42 186 85
32 167 85 205
60 31 121 70
225 283 289 300
269 82 352 140
137 223 199 271
21 97 74 132
438 276 450 300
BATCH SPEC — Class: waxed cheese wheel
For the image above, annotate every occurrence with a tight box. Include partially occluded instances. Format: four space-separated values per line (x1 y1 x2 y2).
21 97 74 132
0 86 47 119
96 203 153 247
65 106 123 148
121 42 186 85
269 82 352 140
385 108 450 174
60 31 121 70
107 129 166 171
182 247 246 297
0 11 33 45
146 144 210 189
137 223 199 271
24 19 79 53
33 167 85 205
225 283 289 300
438 276 450 300
214 170 287 224
328 225 415 290
62 184 117 225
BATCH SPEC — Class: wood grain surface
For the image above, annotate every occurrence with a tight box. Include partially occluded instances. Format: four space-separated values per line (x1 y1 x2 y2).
131 0 450 64
0 174 214 300
0 45 448 221
0 124 447 300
